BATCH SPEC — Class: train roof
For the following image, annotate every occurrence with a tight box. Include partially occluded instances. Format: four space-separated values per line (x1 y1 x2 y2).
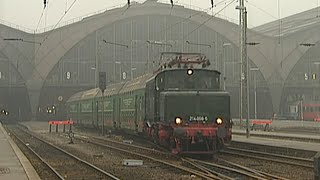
119 73 153 94
67 74 152 102
98 82 125 97
67 88 100 103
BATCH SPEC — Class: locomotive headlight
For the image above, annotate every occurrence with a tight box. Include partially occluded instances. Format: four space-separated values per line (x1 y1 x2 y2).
216 118 223 125
5 111 8 116
175 117 182 124
187 69 193 75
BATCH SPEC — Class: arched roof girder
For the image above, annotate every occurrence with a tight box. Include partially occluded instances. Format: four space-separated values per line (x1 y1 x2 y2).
281 27 320 82
32 1 273 84
0 39 30 83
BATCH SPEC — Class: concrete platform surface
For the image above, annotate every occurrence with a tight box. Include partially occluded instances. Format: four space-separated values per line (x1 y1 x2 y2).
0 123 40 180
232 129 320 152
233 129 320 140
233 119 320 129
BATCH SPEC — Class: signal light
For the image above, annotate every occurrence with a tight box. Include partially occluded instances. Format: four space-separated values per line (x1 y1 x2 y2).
99 72 106 92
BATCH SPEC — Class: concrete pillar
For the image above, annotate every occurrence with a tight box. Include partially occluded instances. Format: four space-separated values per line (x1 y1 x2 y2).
268 85 283 115
26 79 43 121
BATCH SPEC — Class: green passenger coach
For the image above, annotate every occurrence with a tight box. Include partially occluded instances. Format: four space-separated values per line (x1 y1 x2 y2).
66 74 152 132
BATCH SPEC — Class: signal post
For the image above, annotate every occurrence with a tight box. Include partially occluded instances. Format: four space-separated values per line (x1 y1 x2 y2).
99 72 106 136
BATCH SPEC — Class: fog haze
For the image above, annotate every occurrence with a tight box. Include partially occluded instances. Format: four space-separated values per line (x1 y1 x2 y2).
0 0 318 30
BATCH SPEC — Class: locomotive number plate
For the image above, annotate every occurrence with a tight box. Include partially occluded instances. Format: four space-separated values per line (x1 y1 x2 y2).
189 116 208 121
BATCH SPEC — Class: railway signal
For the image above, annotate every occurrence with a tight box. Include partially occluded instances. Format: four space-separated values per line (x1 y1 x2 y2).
99 72 106 92
98 72 106 136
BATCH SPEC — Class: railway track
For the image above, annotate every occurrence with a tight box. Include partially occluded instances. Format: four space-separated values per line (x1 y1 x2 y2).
221 146 314 169
74 133 289 180
17 123 300 179
183 158 289 180
74 134 216 179
7 125 119 180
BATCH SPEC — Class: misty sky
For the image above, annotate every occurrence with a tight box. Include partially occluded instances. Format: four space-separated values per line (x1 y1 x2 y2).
0 0 319 31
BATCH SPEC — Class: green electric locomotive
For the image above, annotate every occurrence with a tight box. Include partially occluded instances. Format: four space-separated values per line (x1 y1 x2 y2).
66 52 232 154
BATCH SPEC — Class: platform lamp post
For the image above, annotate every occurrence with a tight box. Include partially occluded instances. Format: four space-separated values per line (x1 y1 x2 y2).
115 61 122 82
299 43 316 123
131 67 137 80
222 43 231 90
313 62 320 122
250 68 259 119
101 40 128 83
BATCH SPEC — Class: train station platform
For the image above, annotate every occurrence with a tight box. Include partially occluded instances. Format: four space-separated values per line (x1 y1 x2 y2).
232 129 320 152
0 123 40 180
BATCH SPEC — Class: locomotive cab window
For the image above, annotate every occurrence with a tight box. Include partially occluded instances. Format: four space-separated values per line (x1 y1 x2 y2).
157 69 220 90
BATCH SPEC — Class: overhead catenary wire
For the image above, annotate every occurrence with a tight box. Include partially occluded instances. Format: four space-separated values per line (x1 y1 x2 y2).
36 9 46 32
182 0 236 41
33 0 237 80
33 0 79 80
246 1 278 20
39 0 78 43
98 0 236 67
35 0 78 55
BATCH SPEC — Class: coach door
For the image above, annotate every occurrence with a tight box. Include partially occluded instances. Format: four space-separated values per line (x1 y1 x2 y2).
135 95 142 132
112 98 116 128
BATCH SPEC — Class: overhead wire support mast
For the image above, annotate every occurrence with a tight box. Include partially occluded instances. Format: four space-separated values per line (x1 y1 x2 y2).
236 0 249 138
